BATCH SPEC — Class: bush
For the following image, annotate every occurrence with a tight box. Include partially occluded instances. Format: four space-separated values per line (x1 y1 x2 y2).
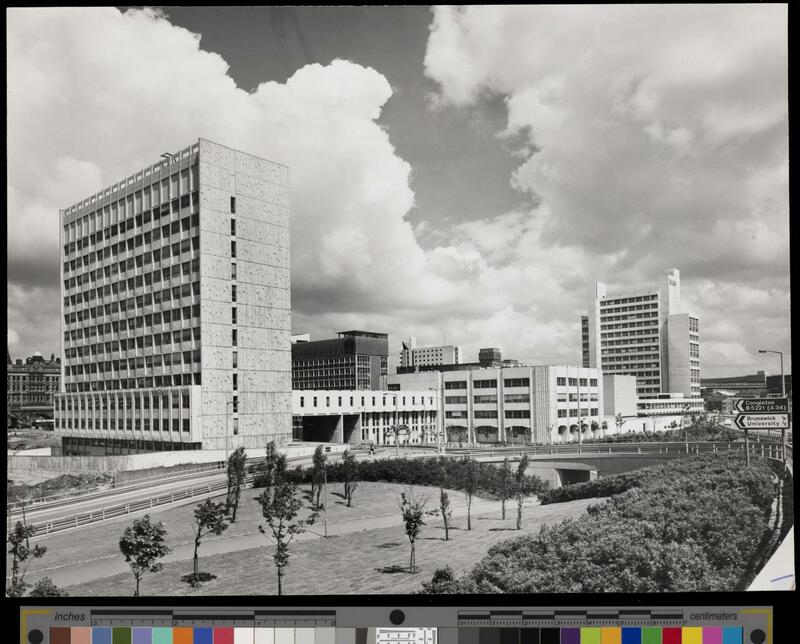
253 456 549 498
423 453 777 593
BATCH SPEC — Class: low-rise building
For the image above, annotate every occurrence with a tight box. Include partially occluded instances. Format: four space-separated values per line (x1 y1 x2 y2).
292 330 388 390
292 389 440 446
389 364 604 445
636 393 705 416
399 337 462 368
7 350 61 422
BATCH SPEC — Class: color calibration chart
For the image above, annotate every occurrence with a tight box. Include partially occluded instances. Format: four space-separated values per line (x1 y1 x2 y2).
19 607 772 644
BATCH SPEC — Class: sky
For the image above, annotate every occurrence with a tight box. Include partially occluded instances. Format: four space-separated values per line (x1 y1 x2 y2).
6 5 791 378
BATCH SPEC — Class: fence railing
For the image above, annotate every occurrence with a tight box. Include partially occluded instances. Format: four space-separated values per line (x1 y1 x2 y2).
7 460 227 514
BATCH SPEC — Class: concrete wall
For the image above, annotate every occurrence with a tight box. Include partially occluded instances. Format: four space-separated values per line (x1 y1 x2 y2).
603 374 638 416
199 139 292 450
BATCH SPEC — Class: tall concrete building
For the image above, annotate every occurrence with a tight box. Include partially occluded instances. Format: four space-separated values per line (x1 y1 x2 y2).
399 337 462 368
54 139 292 455
581 269 700 398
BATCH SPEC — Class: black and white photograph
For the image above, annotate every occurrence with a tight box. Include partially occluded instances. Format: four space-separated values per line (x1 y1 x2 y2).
5 5 791 598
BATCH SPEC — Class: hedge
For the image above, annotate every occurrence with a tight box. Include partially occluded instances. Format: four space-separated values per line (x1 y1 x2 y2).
422 453 777 593
252 455 549 498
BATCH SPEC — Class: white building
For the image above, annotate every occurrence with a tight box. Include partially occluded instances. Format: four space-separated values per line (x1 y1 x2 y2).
55 139 292 455
399 337 462 368
582 268 700 398
292 389 440 446
389 364 604 445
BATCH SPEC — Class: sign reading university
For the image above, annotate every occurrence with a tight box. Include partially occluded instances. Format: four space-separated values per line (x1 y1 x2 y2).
733 398 789 414
733 397 790 430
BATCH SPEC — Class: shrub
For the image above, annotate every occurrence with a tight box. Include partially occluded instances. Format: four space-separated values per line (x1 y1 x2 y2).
253 456 549 498
423 453 777 593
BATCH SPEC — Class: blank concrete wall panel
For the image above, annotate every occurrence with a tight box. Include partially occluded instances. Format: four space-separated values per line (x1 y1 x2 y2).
202 345 234 370
237 217 290 248
201 390 231 415
241 370 291 392
200 230 232 261
236 197 289 228
200 322 232 348
237 282 292 312
240 392 292 414
200 298 231 324
237 303 291 331
239 327 291 352
199 139 236 170
198 162 235 192
238 262 290 290
239 411 291 437
239 347 291 371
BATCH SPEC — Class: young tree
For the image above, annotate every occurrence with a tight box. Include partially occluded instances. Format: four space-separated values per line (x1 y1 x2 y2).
225 446 248 522
6 521 47 597
258 478 320 595
515 454 531 530
311 445 327 506
341 449 359 507
119 514 172 596
439 487 453 541
601 421 608 439
497 457 513 520
460 457 480 531
399 490 431 573
190 499 228 580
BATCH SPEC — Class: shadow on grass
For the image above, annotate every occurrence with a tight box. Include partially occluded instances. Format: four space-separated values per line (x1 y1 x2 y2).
420 536 446 541
488 527 519 532
375 542 403 549
330 491 346 500
180 572 217 587
376 564 409 574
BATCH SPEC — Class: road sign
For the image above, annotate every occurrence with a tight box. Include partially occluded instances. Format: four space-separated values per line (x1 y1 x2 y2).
733 398 789 413
734 414 790 430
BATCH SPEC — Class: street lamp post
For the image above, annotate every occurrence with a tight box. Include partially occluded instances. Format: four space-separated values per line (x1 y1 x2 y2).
682 404 691 454
323 463 328 538
758 349 787 464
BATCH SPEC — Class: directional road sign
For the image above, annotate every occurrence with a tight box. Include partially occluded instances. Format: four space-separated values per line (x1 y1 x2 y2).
733 398 789 414
734 414 790 430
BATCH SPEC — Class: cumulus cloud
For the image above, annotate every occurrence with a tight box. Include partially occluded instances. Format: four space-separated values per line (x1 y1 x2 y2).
6 7 587 370
6 7 789 378
424 5 790 376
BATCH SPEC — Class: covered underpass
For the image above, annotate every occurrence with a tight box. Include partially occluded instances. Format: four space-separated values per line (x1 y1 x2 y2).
295 413 362 445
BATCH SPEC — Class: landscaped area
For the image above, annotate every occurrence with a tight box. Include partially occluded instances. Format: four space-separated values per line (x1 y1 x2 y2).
423 453 781 593
57 484 598 596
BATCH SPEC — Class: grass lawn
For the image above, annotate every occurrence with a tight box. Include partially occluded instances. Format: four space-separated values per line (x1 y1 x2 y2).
27 481 488 574
63 493 600 596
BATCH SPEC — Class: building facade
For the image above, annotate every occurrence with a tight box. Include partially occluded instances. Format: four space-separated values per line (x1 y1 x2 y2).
389 365 604 445
292 330 388 391
292 389 440 445
54 139 292 455
582 269 700 398
399 337 462 368
7 351 61 420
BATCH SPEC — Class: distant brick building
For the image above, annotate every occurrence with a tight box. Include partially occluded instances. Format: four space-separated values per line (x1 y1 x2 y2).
7 349 61 420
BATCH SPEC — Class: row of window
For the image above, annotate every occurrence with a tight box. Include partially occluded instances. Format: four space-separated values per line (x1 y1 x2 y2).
600 294 658 306
64 165 198 242
555 377 599 387
64 373 200 392
445 410 539 419
298 394 436 408
443 377 536 390
556 408 600 418
601 321 659 331
63 214 199 277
